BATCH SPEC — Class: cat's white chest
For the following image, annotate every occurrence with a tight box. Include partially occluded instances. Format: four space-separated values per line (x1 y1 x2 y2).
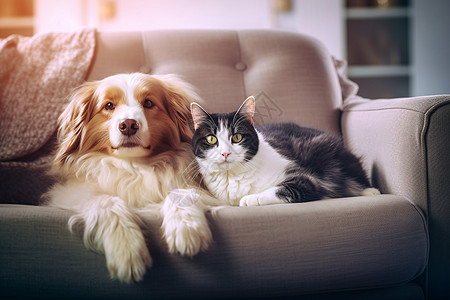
205 168 255 205
201 134 291 205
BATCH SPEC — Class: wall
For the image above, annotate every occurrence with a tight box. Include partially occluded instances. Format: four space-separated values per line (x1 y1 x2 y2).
96 0 274 31
34 0 93 32
34 0 273 32
295 0 343 59
412 0 450 96
34 0 344 58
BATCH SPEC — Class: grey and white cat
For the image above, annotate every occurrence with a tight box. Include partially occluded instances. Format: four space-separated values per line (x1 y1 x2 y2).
190 96 380 206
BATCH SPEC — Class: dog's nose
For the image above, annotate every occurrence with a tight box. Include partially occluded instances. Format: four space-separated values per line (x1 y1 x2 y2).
119 119 139 136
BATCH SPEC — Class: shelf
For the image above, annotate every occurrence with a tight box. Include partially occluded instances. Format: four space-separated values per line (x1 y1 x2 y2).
346 7 411 19
348 65 411 77
344 0 413 98
0 17 34 28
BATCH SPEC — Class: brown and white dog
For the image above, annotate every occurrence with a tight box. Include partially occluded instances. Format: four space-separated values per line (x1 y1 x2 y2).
45 73 212 283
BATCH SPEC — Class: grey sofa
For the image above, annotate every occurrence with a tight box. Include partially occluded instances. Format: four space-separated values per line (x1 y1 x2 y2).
1 30 449 299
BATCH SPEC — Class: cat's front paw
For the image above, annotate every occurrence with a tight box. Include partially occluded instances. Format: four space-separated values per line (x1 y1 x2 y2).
361 187 381 196
240 194 261 206
240 190 286 206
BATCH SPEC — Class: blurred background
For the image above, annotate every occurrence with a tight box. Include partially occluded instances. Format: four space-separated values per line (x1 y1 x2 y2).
1 0 449 99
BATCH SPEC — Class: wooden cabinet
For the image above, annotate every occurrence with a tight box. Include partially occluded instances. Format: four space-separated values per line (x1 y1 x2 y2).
0 0 34 38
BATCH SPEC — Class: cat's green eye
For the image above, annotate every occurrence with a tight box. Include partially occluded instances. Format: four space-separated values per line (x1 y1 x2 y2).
232 133 243 143
206 135 218 145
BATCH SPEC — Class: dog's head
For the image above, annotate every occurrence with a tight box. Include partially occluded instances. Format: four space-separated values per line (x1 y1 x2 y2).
55 73 199 166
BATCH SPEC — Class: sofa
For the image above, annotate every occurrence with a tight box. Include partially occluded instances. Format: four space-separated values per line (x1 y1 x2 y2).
0 29 449 299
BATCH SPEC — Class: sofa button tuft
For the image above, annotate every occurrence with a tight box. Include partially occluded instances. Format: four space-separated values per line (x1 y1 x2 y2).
235 62 247 72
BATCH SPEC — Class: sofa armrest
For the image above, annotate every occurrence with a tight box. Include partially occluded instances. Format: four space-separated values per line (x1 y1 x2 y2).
341 94 450 299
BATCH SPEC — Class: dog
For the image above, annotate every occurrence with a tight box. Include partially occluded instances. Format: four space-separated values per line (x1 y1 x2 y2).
45 73 213 283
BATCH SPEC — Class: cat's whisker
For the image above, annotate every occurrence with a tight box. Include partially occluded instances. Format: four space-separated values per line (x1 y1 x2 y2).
241 155 264 165
201 117 217 131
232 114 249 128
183 160 214 191
182 166 209 192
181 160 202 183
239 160 260 172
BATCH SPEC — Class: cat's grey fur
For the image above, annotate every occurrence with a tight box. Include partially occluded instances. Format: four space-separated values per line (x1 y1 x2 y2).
190 96 380 206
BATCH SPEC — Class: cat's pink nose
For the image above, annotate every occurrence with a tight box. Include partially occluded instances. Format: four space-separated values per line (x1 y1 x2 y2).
222 152 231 160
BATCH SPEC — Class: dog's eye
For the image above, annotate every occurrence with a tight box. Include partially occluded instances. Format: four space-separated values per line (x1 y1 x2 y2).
143 99 154 109
104 102 115 111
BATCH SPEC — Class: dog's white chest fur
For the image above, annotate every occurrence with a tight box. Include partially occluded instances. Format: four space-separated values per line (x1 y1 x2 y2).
47 154 179 210
85 156 169 207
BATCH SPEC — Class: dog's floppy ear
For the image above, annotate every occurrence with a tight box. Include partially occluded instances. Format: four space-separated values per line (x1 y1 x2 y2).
54 81 98 168
158 75 200 143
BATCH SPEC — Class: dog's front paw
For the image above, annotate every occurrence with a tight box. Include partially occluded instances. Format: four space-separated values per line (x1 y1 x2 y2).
164 218 212 257
163 189 212 257
104 227 152 283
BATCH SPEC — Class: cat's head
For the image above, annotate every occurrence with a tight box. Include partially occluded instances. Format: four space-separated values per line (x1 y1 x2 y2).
191 96 259 171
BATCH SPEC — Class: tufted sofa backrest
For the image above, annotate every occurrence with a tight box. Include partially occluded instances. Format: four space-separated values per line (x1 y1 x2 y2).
87 30 342 134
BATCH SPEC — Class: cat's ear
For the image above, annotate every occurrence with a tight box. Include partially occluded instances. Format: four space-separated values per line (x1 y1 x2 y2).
190 102 210 130
235 96 255 125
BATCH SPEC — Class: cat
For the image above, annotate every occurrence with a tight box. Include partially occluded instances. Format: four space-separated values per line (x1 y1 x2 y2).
189 96 380 206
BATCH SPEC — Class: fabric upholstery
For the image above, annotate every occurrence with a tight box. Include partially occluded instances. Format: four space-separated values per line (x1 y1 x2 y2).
343 94 450 214
88 30 341 134
421 101 450 299
1 195 427 299
342 94 450 299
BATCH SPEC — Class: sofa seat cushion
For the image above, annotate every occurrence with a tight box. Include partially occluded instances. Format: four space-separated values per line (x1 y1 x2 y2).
0 194 427 299
201 195 427 297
